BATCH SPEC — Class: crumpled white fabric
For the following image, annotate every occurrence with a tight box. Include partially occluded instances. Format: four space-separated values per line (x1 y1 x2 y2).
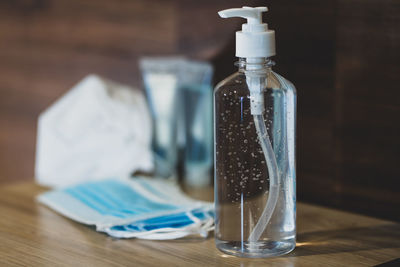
35 74 153 188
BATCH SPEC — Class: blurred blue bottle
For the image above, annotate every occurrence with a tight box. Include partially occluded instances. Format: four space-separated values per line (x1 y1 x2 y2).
140 57 185 179
179 61 214 187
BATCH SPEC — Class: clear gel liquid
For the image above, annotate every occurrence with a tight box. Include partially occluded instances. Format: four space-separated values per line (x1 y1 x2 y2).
214 65 296 258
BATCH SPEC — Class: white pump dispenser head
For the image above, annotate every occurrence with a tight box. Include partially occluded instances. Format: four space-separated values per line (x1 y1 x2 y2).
218 6 275 58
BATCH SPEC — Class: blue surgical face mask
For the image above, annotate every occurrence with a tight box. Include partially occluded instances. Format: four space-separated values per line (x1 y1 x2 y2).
38 177 214 240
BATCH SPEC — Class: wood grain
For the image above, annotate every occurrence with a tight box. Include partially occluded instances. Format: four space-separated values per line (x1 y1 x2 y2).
0 182 399 266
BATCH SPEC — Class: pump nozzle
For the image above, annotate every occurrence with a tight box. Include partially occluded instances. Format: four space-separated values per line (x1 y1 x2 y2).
218 6 267 26
218 6 275 58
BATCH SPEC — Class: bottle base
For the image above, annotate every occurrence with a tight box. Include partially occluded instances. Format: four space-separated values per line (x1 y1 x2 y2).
215 238 295 258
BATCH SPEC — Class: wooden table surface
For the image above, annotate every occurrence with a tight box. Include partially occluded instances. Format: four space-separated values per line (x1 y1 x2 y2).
0 182 399 266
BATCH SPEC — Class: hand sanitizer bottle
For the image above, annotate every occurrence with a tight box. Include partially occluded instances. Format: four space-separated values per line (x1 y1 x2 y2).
214 6 296 258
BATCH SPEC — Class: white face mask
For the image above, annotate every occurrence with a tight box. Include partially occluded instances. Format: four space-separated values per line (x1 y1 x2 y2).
38 177 214 240
35 75 153 188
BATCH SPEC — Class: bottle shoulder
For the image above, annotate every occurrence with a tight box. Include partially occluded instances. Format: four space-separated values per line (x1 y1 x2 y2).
271 71 297 95
215 72 244 90
215 71 296 95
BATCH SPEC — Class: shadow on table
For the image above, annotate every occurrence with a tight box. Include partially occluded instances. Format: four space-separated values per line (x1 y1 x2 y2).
286 223 400 257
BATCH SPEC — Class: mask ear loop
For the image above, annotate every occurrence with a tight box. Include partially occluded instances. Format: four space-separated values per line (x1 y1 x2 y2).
107 208 214 239
142 208 215 239
185 209 214 238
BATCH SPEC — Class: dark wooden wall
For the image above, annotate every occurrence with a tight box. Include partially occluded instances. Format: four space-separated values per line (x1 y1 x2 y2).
0 0 241 185
1 0 399 221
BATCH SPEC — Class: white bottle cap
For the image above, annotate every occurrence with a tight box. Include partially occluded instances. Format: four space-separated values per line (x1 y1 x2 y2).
218 6 276 58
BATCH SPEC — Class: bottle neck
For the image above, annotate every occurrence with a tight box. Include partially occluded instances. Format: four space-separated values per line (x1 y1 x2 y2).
236 57 274 73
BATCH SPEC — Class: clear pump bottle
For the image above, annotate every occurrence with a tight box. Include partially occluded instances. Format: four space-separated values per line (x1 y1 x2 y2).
214 7 296 258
